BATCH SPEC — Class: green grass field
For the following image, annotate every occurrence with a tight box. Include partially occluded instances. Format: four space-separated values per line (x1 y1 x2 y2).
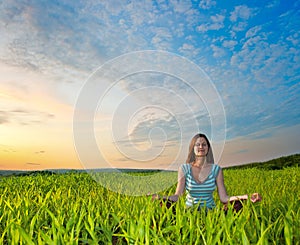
0 167 299 244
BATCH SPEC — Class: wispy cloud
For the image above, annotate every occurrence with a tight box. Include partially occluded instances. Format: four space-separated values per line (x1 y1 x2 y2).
0 111 9 124
0 144 17 153
34 150 45 154
0 109 54 126
26 162 41 166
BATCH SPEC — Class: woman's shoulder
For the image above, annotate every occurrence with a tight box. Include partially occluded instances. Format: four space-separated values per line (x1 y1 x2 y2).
180 163 190 167
180 163 190 169
212 163 222 170
211 164 222 176
179 163 191 174
213 163 221 169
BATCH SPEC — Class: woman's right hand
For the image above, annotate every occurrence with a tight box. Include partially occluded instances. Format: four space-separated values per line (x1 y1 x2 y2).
168 195 179 202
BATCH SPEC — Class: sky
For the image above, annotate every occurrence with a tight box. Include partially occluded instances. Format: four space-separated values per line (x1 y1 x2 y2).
0 0 299 171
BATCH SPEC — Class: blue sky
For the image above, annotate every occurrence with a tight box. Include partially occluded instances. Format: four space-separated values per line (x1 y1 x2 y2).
0 0 299 170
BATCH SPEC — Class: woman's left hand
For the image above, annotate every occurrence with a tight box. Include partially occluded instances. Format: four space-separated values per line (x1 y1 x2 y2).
250 193 262 203
150 194 160 200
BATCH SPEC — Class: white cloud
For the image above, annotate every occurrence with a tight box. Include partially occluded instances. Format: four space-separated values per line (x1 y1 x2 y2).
101 0 127 16
242 35 266 50
210 44 226 58
245 25 262 38
184 8 204 29
232 21 248 32
126 1 156 26
222 40 238 50
173 23 185 37
266 0 280 9
286 32 300 46
199 0 217 10
178 43 200 58
151 27 173 49
211 13 225 23
170 0 192 13
196 13 225 32
230 5 254 22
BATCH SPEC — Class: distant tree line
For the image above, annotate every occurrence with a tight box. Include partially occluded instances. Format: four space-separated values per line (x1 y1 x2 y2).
226 154 300 170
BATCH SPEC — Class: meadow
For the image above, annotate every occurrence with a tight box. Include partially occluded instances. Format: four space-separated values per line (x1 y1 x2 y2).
0 166 299 244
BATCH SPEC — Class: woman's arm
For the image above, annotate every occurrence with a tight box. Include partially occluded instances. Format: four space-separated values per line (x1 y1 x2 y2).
216 168 230 203
216 168 248 203
172 166 186 199
152 165 186 202
216 167 262 203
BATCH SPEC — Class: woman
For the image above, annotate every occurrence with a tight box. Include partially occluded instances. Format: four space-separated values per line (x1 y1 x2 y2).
153 133 261 210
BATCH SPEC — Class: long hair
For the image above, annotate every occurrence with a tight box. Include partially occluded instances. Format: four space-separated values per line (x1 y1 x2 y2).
186 133 214 164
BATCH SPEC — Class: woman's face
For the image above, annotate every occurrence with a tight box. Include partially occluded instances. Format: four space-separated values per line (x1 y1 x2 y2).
194 137 209 157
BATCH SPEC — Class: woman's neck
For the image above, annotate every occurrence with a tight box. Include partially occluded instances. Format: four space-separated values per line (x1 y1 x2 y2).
193 156 206 168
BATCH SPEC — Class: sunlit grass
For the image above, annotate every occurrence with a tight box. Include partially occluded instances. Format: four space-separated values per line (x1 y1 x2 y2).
0 167 299 244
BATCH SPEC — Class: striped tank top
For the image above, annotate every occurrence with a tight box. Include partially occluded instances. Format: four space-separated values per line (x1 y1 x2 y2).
181 163 221 209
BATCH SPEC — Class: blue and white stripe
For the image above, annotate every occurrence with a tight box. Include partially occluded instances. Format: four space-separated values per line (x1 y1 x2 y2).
181 163 220 209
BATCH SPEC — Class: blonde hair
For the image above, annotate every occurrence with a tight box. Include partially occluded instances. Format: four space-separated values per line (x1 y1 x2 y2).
186 133 214 164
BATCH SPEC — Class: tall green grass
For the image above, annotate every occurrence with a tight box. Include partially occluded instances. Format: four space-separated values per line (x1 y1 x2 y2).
0 167 299 244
